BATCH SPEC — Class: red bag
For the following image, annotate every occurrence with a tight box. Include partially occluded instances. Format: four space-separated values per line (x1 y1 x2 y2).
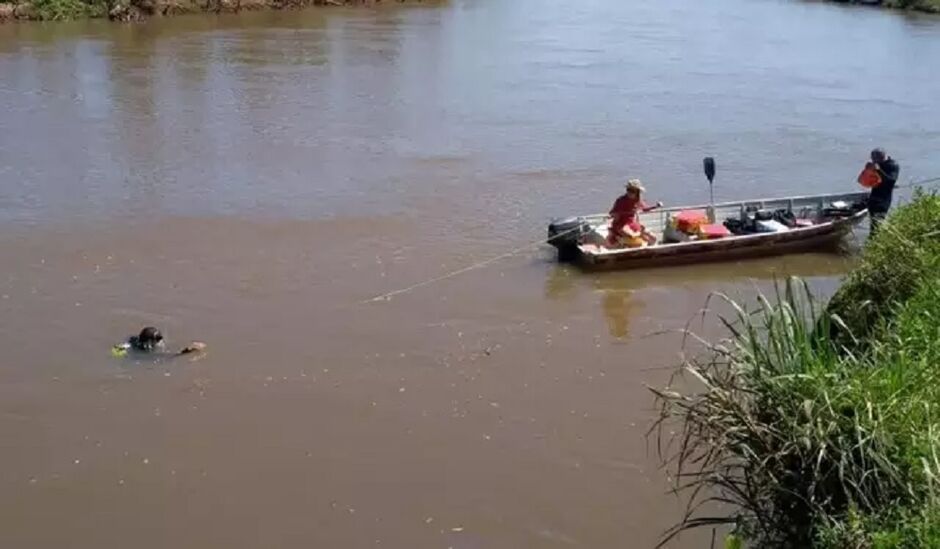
699 224 731 239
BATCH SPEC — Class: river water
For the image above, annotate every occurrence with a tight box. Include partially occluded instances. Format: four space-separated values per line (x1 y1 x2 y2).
2 1 939 547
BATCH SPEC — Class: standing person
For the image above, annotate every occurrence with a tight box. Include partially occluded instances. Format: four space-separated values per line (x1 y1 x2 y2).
861 148 900 233
608 179 663 247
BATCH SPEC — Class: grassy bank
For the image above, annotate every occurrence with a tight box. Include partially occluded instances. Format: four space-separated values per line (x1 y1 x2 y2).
834 0 940 13
0 0 426 22
653 192 940 547
884 0 940 12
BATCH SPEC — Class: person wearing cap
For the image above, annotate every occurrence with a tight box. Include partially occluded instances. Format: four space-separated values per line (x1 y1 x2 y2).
608 179 663 246
864 148 900 233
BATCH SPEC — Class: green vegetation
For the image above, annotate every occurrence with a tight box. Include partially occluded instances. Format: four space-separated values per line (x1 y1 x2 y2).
826 191 940 351
0 0 398 21
836 0 940 13
27 0 107 20
882 0 940 13
652 192 940 548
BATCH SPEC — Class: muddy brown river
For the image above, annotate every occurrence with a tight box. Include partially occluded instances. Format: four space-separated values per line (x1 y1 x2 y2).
2 1 940 547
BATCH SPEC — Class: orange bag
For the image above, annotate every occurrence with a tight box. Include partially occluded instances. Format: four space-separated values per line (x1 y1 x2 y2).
858 165 882 189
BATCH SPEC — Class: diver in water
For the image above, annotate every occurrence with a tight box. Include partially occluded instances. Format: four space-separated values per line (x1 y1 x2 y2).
113 326 206 357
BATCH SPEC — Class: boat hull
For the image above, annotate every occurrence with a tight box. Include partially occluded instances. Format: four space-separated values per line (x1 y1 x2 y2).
574 211 864 270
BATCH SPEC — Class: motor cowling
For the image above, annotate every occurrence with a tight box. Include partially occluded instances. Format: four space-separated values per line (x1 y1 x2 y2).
548 217 591 261
548 217 588 243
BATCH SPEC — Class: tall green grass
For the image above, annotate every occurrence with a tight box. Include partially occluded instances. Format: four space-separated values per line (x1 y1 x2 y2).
652 193 940 547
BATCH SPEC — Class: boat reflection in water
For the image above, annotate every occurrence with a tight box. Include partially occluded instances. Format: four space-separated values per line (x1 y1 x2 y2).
545 251 857 341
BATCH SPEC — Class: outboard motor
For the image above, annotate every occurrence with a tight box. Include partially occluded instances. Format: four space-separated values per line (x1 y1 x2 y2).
548 217 591 262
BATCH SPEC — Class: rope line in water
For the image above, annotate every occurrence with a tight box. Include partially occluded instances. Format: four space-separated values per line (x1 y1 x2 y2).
360 222 599 304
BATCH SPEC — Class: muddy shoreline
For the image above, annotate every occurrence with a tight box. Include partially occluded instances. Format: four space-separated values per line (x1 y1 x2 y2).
0 0 430 23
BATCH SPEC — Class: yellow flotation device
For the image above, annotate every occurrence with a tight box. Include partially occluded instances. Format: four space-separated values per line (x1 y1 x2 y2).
111 343 130 357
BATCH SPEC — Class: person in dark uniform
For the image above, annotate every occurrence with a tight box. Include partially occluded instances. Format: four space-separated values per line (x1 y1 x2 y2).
128 326 166 351
866 148 900 233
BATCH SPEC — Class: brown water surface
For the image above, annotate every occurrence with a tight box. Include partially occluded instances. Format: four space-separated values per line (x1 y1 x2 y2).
2 1 940 547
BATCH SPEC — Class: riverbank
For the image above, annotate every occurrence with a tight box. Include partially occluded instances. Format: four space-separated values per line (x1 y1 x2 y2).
833 0 940 13
0 0 429 22
654 192 940 547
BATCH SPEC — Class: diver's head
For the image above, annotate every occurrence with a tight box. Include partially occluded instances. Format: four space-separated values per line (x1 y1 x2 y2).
135 327 165 351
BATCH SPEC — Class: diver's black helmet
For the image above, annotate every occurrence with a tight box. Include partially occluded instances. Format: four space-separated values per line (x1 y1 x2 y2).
136 327 164 350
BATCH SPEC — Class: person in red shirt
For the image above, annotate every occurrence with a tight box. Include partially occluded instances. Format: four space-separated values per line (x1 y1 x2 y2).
609 179 663 247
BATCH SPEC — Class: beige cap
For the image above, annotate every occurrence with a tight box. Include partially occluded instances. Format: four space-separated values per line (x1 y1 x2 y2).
625 179 645 193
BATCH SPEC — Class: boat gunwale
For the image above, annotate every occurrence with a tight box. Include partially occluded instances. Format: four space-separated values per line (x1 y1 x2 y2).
568 190 871 223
